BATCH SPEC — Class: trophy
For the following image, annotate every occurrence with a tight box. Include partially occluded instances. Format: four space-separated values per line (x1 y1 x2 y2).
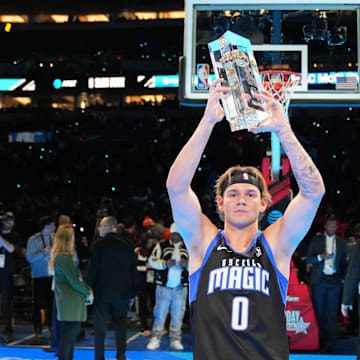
208 31 267 131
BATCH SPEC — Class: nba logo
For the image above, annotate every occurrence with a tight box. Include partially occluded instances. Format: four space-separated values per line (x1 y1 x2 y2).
255 246 262 258
197 64 209 89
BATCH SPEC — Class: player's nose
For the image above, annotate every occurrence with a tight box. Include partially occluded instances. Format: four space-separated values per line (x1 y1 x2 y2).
235 194 247 205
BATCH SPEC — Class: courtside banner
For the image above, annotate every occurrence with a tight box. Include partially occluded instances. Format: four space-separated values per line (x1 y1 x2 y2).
285 280 319 350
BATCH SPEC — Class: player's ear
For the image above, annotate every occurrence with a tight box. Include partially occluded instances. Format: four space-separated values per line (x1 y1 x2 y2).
259 197 267 213
217 195 224 212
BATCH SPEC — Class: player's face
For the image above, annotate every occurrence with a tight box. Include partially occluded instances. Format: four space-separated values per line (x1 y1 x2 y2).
217 183 267 227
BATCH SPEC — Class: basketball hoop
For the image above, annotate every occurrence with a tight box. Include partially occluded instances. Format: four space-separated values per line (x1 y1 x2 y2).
260 70 301 119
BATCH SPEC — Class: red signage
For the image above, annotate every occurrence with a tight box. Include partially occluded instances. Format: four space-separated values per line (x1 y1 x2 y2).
285 262 319 350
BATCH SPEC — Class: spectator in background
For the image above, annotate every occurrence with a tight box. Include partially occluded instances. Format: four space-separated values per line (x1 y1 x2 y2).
147 223 189 351
161 227 171 241
49 224 93 360
58 215 71 227
87 216 137 360
76 235 90 274
1 211 26 269
135 231 158 335
315 205 343 236
118 213 139 246
0 211 21 343
92 197 117 243
142 216 155 233
152 218 165 240
345 224 360 261
44 214 73 354
306 215 347 353
341 239 360 360
26 216 56 336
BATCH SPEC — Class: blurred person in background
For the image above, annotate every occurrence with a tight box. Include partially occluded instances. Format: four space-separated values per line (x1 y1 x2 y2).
152 217 165 240
1 210 26 264
87 216 137 360
147 223 189 351
142 216 155 233
135 231 158 335
345 224 360 262
44 214 73 354
26 216 56 336
58 215 71 227
315 205 343 236
92 197 117 243
341 237 360 359
161 224 172 241
0 211 22 342
49 224 93 360
76 235 90 274
118 213 139 246
306 215 347 353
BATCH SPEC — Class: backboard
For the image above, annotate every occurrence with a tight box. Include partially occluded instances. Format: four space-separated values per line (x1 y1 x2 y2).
180 0 360 106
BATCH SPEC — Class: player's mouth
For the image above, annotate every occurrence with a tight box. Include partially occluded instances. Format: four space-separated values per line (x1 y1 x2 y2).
234 209 247 214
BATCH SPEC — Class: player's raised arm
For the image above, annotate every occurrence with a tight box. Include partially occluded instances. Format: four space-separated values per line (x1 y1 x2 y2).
166 79 229 252
250 90 325 271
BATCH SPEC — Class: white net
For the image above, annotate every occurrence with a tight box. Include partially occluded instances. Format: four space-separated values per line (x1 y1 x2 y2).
260 71 301 117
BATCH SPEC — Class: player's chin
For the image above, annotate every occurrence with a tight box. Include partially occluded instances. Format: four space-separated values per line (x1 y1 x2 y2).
230 215 250 225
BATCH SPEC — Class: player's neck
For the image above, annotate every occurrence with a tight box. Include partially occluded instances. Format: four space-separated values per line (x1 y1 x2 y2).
223 222 259 252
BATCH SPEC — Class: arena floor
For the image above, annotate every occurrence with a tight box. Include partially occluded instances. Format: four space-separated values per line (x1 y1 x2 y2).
0 327 357 360
0 323 358 360
0 347 358 360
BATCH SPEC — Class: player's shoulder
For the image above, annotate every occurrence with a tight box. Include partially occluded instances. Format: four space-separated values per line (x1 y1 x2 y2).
194 226 220 253
262 218 282 241
195 214 219 246
186 216 220 274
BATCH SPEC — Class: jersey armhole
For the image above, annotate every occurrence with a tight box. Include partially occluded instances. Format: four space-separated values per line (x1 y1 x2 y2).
260 233 289 305
189 232 221 304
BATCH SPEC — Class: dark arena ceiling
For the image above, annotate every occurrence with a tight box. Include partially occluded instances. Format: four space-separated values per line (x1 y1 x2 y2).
0 0 185 13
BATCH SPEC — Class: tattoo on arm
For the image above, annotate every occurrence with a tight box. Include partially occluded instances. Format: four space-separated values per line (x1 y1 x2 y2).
279 127 324 199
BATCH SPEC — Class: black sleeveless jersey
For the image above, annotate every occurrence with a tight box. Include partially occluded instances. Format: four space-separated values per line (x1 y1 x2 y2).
189 230 289 360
